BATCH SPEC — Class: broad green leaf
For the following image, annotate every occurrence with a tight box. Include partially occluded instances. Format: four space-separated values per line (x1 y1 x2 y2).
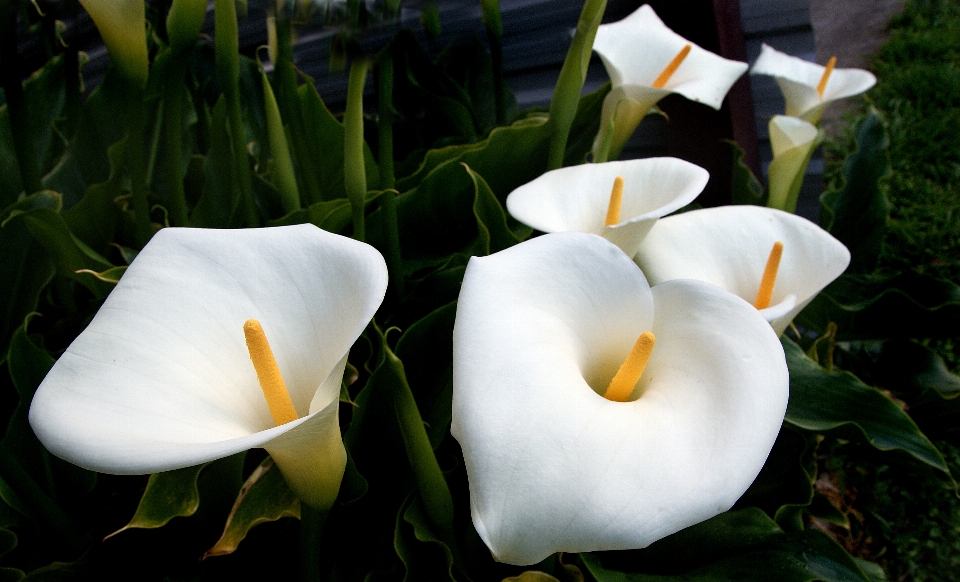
368 325 457 551
106 463 208 538
393 494 456 582
580 508 871 582
783 337 948 473
393 303 457 449
844 339 960 399
43 68 128 207
268 191 386 236
396 83 609 202
0 528 24 582
796 271 960 339
503 573 562 582
204 457 299 558
5 193 116 299
734 427 815 527
5 322 97 503
22 55 70 178
820 109 891 273
190 98 244 228
563 82 610 167
0 106 25 207
61 139 125 255
298 83 379 202
0 220 53 362
380 161 519 275
728 140 766 206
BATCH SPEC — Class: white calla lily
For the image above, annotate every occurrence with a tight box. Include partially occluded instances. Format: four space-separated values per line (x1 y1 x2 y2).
29 225 388 509
766 115 824 212
592 4 748 161
505 158 709 257
634 206 850 335
452 232 788 566
750 43 876 125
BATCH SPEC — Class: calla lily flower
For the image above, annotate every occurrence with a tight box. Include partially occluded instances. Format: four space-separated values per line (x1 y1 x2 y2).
634 206 850 335
505 158 709 257
452 232 788 566
766 115 824 212
592 5 748 161
750 43 876 125
79 0 149 87
29 225 388 509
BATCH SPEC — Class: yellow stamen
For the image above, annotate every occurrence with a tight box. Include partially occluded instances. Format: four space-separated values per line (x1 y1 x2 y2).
753 241 784 310
817 56 837 98
605 176 624 226
652 44 692 89
604 332 656 402
243 319 298 425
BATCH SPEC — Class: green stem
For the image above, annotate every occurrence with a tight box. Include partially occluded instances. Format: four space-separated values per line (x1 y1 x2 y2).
546 0 606 171
299 503 328 582
164 57 190 226
215 0 259 226
378 53 403 297
0 0 43 195
480 0 506 126
127 83 153 246
344 58 369 241
62 0 81 138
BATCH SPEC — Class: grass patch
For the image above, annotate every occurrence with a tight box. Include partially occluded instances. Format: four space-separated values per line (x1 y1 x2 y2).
822 0 960 579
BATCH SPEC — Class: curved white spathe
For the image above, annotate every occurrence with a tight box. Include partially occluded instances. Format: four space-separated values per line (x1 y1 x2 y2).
452 232 788 566
505 158 709 257
634 206 850 335
29 225 388 509
750 43 877 124
592 4 748 159
767 115 823 212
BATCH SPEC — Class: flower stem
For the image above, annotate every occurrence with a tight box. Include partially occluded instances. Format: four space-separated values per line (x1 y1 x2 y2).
480 0 506 125
127 82 153 246
345 57 370 242
377 52 404 297
215 0 259 227
299 503 329 582
546 0 607 171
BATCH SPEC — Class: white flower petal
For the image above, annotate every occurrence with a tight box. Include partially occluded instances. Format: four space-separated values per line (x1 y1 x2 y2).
506 158 709 256
750 44 876 123
591 5 747 158
453 233 787 565
634 206 850 335
30 225 387 507
767 116 823 211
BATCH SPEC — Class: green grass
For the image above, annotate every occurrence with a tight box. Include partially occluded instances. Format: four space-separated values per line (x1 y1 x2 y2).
822 1 960 579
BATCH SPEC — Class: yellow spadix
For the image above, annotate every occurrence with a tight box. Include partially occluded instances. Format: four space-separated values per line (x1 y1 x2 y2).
817 56 837 98
244 319 299 425
605 176 625 226
604 331 657 402
652 44 692 89
753 242 784 310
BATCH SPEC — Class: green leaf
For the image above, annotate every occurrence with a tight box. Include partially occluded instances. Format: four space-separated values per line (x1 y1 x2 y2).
368 325 457 552
106 463 209 538
268 191 385 236
820 109 892 273
5 193 116 299
783 337 949 473
727 140 766 206
796 271 960 339
0 528 24 582
0 219 53 362
61 138 125 255
393 303 457 449
5 319 96 503
189 97 244 228
735 427 815 527
393 494 456 582
204 457 299 558
580 508 871 582
298 83 379 202
43 67 129 208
